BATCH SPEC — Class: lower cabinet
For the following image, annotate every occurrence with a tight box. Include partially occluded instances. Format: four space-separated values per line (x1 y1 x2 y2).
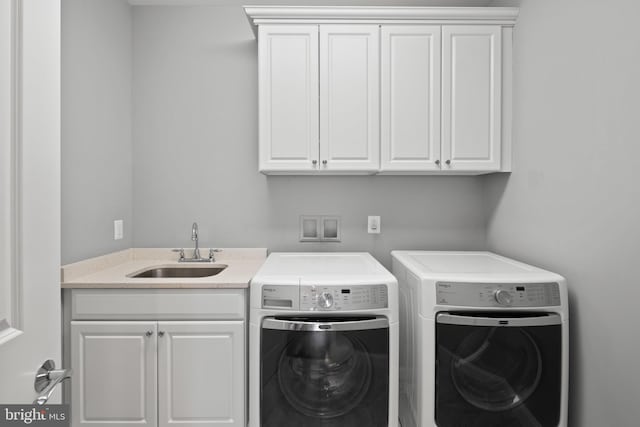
158 322 244 427
70 320 244 427
70 321 157 427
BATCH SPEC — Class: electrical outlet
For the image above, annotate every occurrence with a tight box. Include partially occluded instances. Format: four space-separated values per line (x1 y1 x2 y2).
368 216 381 234
114 219 124 240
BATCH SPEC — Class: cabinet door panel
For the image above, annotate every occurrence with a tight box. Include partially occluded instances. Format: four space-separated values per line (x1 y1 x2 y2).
158 321 245 427
71 321 157 427
259 25 319 172
320 25 379 172
381 25 441 172
442 25 501 171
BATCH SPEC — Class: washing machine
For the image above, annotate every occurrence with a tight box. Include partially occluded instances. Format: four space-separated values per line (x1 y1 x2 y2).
249 252 399 427
391 251 569 427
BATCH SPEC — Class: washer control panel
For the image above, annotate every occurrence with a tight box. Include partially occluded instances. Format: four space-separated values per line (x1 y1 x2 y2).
261 284 388 311
436 282 561 307
300 284 388 311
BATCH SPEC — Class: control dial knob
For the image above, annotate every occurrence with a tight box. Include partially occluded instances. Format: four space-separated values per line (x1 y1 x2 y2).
317 292 334 309
494 289 513 306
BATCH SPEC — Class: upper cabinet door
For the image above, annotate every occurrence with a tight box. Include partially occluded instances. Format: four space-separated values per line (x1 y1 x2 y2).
258 25 319 173
442 25 502 171
380 25 441 172
319 25 380 172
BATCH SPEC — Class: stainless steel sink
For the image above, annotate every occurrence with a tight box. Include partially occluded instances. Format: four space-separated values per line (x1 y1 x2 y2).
128 265 227 278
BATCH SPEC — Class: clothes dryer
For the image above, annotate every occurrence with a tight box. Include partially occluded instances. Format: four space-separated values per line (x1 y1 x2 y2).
391 251 568 427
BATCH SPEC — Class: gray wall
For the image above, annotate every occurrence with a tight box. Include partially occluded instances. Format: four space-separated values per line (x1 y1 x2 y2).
60 1 640 423
131 6 486 267
62 0 133 264
484 0 640 425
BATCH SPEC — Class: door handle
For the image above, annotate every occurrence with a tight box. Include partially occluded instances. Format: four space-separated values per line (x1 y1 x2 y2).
33 360 72 405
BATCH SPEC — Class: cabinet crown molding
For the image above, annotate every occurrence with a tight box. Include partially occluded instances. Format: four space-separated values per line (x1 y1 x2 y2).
244 6 519 29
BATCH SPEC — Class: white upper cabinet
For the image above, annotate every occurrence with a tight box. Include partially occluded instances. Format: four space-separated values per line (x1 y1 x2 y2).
381 24 503 173
258 24 379 174
320 25 380 173
380 25 441 173
258 25 319 172
442 25 502 172
246 7 518 175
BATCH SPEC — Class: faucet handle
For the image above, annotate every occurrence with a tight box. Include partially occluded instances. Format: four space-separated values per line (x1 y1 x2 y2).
208 248 221 261
172 248 185 260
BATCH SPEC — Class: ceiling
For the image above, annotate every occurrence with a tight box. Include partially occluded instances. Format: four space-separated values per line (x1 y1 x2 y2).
129 0 495 7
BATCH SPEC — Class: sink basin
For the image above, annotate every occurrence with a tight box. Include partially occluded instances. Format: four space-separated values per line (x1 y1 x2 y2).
128 265 227 278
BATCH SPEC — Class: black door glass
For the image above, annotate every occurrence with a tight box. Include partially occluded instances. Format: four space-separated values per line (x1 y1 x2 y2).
450 328 542 411
436 321 562 427
278 332 373 418
261 320 389 427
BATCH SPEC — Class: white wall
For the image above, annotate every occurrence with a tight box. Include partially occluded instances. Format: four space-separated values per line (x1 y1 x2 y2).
484 0 640 425
131 6 487 267
62 0 133 264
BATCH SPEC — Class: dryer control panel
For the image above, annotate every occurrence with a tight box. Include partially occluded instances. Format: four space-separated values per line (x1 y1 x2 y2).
262 284 388 311
436 282 561 307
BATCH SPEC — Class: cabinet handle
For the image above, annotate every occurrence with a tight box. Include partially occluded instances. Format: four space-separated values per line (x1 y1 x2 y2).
312 160 317 165
145 331 153 337
445 160 451 166
158 331 165 337
435 160 440 166
322 160 327 165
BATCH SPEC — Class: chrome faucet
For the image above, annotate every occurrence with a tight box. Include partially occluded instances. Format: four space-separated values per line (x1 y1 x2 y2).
172 222 219 262
191 222 201 260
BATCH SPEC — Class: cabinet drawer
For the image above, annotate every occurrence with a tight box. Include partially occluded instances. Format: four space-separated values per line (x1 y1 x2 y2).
71 289 245 320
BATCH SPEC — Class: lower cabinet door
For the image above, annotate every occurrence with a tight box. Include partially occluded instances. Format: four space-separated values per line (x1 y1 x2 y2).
71 321 158 427
157 321 245 427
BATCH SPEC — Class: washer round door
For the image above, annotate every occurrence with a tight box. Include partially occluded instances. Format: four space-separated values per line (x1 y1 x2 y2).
260 316 390 427
278 331 372 418
436 312 562 427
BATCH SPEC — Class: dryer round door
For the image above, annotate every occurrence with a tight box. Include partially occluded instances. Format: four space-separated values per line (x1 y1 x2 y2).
435 312 563 427
450 327 542 411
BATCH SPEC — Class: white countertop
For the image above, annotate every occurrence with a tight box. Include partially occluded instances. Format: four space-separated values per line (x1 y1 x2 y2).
61 248 267 289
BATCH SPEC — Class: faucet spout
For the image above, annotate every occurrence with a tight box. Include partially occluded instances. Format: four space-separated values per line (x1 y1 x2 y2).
191 222 200 259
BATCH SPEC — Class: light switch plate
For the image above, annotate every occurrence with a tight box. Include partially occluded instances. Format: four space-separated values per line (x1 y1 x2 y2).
114 219 124 240
368 216 381 234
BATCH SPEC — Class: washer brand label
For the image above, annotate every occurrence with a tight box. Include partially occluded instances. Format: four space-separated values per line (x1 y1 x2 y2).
0 405 69 427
